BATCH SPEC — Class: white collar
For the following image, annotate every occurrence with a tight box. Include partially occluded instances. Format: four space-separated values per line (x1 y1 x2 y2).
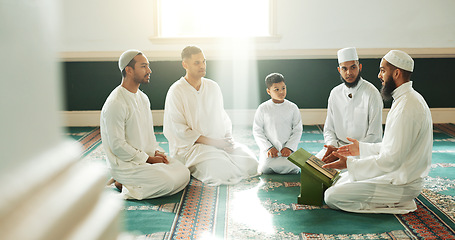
392 81 413 100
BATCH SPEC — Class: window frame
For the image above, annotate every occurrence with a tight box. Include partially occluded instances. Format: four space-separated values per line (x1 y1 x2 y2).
149 0 280 43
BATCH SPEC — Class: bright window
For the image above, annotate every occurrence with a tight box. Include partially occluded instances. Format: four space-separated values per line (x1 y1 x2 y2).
155 0 274 38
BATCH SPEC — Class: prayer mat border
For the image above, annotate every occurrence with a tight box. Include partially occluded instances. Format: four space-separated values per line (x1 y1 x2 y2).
434 123 455 138
77 127 102 157
168 178 222 239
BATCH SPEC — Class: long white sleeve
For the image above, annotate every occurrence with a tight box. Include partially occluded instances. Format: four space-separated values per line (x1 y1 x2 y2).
323 79 383 147
253 99 302 153
163 85 202 156
283 104 302 151
100 87 158 166
101 102 148 164
362 87 383 143
324 93 339 147
347 82 432 184
359 142 382 157
252 106 274 152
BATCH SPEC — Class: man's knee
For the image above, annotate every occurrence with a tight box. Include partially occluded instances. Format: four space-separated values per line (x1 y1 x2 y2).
324 187 337 207
166 168 190 186
258 164 274 174
324 185 350 210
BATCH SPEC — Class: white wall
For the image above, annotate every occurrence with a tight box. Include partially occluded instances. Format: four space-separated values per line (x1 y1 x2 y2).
59 0 455 60
276 1 455 49
61 0 155 52
1 0 63 174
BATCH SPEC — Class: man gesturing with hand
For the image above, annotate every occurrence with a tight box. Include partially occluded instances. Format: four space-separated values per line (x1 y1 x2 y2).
321 50 433 214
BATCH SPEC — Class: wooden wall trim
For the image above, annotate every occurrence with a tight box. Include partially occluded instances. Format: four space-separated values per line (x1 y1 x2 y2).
62 108 455 127
60 48 455 62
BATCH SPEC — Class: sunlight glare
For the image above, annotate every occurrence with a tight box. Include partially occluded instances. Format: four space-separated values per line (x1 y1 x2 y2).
160 0 269 37
230 178 275 234
213 37 260 125
199 231 221 240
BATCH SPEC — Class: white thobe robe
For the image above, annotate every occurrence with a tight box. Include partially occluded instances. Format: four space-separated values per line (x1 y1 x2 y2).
317 78 383 159
163 77 258 186
253 99 302 174
325 82 433 214
100 86 190 200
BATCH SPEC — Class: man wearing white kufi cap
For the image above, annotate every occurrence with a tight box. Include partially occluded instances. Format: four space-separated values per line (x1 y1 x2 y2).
323 50 433 214
100 49 190 200
317 47 383 164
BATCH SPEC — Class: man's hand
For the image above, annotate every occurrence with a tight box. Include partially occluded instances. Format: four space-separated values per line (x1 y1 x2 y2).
321 145 339 163
197 136 231 147
280 147 292 157
146 152 169 164
337 137 360 156
267 147 279 158
215 138 235 152
322 152 347 170
154 151 169 163
196 136 235 152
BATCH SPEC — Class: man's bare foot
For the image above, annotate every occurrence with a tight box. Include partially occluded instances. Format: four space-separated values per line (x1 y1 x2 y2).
107 177 123 191
114 180 122 191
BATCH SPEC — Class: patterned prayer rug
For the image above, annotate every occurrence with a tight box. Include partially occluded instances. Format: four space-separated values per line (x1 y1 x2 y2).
65 127 102 157
72 124 455 239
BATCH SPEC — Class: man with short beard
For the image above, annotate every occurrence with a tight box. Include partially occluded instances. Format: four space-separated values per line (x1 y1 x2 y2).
100 50 190 200
318 47 383 162
164 46 259 186
322 50 433 214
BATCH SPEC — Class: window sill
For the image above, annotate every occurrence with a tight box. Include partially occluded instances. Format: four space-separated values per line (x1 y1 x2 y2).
148 35 282 44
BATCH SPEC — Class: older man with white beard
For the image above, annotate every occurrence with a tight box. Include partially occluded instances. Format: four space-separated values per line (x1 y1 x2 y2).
322 50 433 214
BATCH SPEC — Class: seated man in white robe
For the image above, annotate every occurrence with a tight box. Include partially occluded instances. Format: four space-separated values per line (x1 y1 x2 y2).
163 46 259 186
323 50 433 214
318 47 383 162
100 49 190 200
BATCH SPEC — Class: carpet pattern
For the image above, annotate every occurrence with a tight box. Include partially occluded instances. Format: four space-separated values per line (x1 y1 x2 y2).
71 124 455 239
169 178 221 240
65 127 102 157
396 195 455 239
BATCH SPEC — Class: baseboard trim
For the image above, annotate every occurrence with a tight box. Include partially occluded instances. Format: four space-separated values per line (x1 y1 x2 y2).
61 108 455 127
60 48 455 62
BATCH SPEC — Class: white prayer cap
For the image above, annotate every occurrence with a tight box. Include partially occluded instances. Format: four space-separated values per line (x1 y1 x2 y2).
337 47 359 64
383 50 414 72
118 49 142 71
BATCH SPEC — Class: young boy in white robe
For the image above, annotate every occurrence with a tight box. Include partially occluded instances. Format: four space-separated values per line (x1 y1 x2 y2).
100 49 190 200
163 46 259 186
253 73 302 174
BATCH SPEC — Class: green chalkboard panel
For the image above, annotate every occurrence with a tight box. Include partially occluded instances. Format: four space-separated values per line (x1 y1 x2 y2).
63 58 455 111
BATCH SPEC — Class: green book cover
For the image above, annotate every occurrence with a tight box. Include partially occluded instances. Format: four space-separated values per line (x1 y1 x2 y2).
287 147 312 168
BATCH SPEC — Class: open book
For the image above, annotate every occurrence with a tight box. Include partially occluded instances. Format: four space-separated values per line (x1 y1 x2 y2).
288 148 340 180
306 155 339 179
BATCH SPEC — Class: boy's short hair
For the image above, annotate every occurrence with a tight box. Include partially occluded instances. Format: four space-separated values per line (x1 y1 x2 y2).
265 73 285 88
181 46 202 60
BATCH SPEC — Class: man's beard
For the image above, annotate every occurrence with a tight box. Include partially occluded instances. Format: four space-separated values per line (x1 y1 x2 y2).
340 73 361 88
381 76 397 101
134 74 150 84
